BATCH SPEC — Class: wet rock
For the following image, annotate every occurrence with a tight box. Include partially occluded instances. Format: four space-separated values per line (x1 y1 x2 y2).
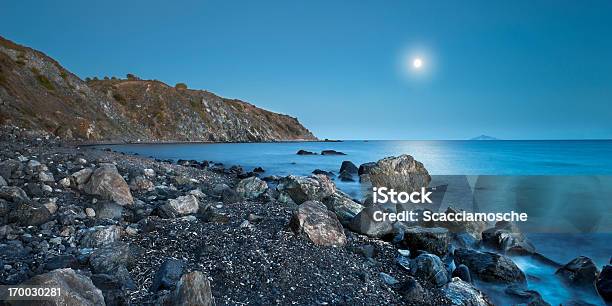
555 256 598 286
0 176 6 187
481 222 534 255
410 253 449 287
162 195 199 217
596 265 612 302
452 264 472 283
297 150 317 155
10 201 51 226
80 225 122 248
236 176 268 200
356 161 375 175
312 169 333 176
321 150 346 155
151 258 184 291
454 248 526 285
321 191 364 224
338 170 355 182
368 154 431 192
348 205 394 238
278 175 336 204
289 200 347 246
44 255 79 270
83 164 133 205
441 277 493 306
339 161 358 174
15 268 104 306
401 226 451 257
435 207 488 239
171 271 214 306
253 166 265 173
505 285 551 306
129 175 154 191
38 170 55 182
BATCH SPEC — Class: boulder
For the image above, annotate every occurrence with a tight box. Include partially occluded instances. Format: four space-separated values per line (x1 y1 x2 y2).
70 168 93 186
358 162 376 176
596 265 612 302
452 264 472 283
82 164 133 205
91 201 124 220
296 149 317 155
171 271 214 306
89 242 138 290
368 155 431 192
0 159 22 179
129 175 154 191
481 222 534 255
401 226 451 257
379 272 399 285
236 176 268 200
79 225 122 248
435 207 488 239
505 285 551 306
151 258 184 291
312 169 333 177
9 201 51 226
555 256 598 286
339 161 358 174
0 186 30 203
410 253 449 287
0 175 6 187
397 276 426 303
162 195 199 217
441 278 493 306
321 150 346 155
90 274 128 306
338 170 355 182
454 248 526 285
348 205 394 238
38 171 55 182
289 200 347 246
44 255 79 270
321 191 364 224
278 175 336 204
12 268 104 306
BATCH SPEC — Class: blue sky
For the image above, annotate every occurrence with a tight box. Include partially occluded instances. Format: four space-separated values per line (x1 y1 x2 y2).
1 0 611 140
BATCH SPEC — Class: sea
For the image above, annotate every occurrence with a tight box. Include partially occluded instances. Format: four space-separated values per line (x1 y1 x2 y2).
102 140 612 305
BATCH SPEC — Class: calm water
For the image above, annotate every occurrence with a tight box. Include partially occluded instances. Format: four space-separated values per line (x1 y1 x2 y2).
103 140 612 305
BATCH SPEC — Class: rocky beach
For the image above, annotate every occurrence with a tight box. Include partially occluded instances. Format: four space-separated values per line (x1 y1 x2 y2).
0 126 609 306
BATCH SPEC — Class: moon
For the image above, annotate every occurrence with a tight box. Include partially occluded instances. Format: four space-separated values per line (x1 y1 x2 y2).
413 58 423 69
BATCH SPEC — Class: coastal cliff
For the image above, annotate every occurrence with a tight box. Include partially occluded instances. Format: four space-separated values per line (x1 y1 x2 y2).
0 36 316 142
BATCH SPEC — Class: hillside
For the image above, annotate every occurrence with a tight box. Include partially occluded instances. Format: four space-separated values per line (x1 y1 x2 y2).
0 36 316 142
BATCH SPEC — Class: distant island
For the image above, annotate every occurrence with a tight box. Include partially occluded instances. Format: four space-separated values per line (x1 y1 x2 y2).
470 134 499 140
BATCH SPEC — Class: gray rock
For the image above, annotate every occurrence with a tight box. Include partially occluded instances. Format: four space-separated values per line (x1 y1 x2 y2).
379 272 399 285
481 222 534 255
397 276 426 303
289 200 347 246
80 225 122 248
321 191 364 224
38 171 55 182
368 154 431 192
555 256 598 286
129 175 154 191
70 168 93 186
0 176 7 187
339 161 358 174
358 162 376 176
338 170 355 182
0 186 30 203
83 164 133 205
13 268 104 306
410 253 449 287
277 175 336 204
151 258 184 291
454 248 526 285
162 195 199 217
401 226 451 257
171 271 214 306
441 277 493 306
348 205 394 238
236 176 268 200
10 201 51 226
45 255 79 270
89 242 137 274
91 201 123 220
0 159 22 179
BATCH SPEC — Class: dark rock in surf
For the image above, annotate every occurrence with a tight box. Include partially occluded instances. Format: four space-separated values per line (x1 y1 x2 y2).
339 161 358 174
555 256 599 286
321 150 346 155
597 265 612 302
454 248 526 285
297 150 317 155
